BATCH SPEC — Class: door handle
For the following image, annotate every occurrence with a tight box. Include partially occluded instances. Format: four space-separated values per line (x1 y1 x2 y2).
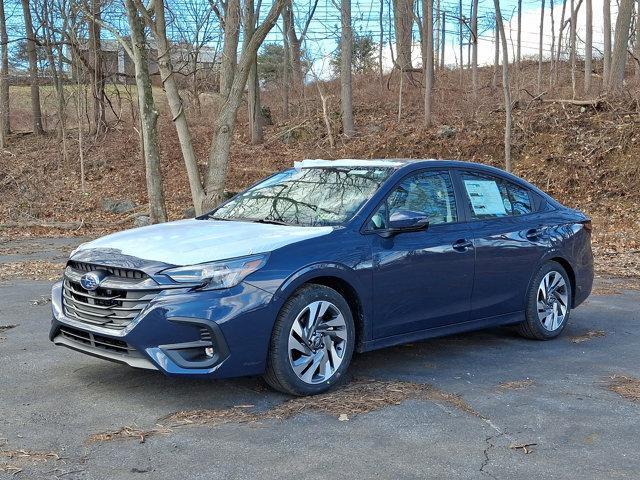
526 227 544 240
452 239 473 251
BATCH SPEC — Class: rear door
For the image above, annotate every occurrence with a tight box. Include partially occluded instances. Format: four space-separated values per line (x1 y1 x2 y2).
454 170 551 320
367 169 475 338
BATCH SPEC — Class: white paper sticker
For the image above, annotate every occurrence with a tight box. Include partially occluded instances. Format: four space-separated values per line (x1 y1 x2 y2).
463 179 507 216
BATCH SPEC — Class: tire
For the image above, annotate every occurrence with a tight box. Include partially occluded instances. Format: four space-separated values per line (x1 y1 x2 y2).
263 284 355 396
517 261 572 340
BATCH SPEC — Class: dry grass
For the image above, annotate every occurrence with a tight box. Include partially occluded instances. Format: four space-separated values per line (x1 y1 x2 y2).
0 261 64 281
607 375 640 403
164 379 479 429
0 324 17 342
0 449 59 462
569 330 606 344
0 463 22 475
87 425 171 444
497 379 536 391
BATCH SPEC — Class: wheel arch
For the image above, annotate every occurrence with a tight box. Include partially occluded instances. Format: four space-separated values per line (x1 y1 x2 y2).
276 264 370 352
548 256 577 308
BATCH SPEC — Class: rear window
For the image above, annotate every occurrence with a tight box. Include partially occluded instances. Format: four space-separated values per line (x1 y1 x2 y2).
461 172 533 219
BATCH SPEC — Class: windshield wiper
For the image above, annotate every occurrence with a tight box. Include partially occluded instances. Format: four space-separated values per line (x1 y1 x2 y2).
203 215 231 221
250 218 291 226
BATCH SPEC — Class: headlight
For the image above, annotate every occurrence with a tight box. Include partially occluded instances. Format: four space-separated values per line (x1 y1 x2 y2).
161 254 268 290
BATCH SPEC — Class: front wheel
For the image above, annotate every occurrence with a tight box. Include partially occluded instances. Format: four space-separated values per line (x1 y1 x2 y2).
518 261 572 340
264 284 355 396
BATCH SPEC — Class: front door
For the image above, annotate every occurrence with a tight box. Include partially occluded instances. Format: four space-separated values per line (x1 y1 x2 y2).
367 170 475 338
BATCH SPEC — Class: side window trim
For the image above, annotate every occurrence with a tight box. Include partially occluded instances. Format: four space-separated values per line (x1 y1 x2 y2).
361 168 460 233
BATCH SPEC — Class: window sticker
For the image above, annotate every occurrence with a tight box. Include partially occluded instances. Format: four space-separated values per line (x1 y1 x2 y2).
463 179 507 216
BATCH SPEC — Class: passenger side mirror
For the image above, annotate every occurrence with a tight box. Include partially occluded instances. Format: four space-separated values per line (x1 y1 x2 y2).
379 210 430 238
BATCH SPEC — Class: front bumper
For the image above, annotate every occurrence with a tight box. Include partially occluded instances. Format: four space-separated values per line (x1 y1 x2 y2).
50 280 278 378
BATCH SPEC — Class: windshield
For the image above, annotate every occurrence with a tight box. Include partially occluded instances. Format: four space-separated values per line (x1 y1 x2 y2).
210 167 394 227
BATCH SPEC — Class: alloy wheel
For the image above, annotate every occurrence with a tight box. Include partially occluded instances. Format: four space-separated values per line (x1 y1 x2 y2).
536 270 569 331
287 300 348 384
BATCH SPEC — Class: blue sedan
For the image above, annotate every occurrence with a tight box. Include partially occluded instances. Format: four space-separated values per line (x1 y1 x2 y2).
50 159 594 395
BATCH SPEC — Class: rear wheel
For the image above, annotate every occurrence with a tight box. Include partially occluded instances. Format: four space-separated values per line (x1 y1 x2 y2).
264 284 355 396
518 261 572 340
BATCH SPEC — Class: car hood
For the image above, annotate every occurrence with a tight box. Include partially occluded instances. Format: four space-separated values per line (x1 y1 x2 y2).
72 219 334 266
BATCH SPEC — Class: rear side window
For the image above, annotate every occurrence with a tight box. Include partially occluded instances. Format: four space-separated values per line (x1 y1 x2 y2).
461 172 532 219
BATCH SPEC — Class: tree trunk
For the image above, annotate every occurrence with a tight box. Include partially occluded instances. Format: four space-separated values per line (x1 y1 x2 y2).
379 0 384 81
471 0 478 96
569 0 578 98
584 0 592 92
492 0 512 172
125 0 167 223
89 0 106 135
423 0 434 126
282 15 290 120
244 0 263 144
492 15 500 88
340 0 355 137
203 0 286 209
434 0 440 70
549 0 555 83
635 0 640 82
20 0 43 134
516 0 522 67
440 10 446 68
554 0 567 85
608 0 634 91
283 2 303 89
152 0 205 214
220 0 240 97
393 0 414 70
538 0 545 93
458 0 463 86
0 0 10 139
603 0 611 82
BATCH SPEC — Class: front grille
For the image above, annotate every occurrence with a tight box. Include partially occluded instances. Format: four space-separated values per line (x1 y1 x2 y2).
59 325 137 356
68 261 148 280
62 263 160 330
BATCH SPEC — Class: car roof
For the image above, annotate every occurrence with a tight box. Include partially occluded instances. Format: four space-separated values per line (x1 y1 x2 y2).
296 158 509 175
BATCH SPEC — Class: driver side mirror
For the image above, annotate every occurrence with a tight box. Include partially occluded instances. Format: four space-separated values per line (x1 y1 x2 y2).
379 210 430 238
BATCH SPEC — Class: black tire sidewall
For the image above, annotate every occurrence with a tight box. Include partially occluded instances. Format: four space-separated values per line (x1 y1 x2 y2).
268 285 355 396
525 261 572 339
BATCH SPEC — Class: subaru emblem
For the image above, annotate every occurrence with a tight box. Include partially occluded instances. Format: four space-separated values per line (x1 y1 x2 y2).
80 271 103 291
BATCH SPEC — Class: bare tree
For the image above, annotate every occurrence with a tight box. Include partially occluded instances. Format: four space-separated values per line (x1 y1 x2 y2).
538 0 545 93
603 0 611 82
434 0 440 70
203 0 287 207
0 0 9 142
20 0 44 134
422 0 433 125
88 0 106 134
440 10 445 69
549 0 555 82
516 0 522 68
492 13 499 88
569 0 578 98
492 0 512 172
393 0 414 71
282 0 318 89
471 0 478 95
584 0 592 92
339 0 355 136
554 0 567 85
608 0 634 91
635 0 640 82
124 0 167 223
245 0 263 144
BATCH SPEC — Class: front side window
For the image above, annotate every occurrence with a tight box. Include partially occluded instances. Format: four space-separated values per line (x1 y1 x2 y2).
211 167 393 227
461 172 532 219
369 171 457 230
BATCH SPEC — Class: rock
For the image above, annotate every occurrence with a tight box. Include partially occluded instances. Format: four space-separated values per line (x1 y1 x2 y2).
101 198 135 214
133 215 151 227
183 207 196 219
436 125 457 138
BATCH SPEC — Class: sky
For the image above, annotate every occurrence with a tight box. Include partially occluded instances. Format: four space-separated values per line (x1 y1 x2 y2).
2 0 625 76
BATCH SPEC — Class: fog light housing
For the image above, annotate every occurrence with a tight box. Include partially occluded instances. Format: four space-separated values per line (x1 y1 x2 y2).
204 347 215 358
